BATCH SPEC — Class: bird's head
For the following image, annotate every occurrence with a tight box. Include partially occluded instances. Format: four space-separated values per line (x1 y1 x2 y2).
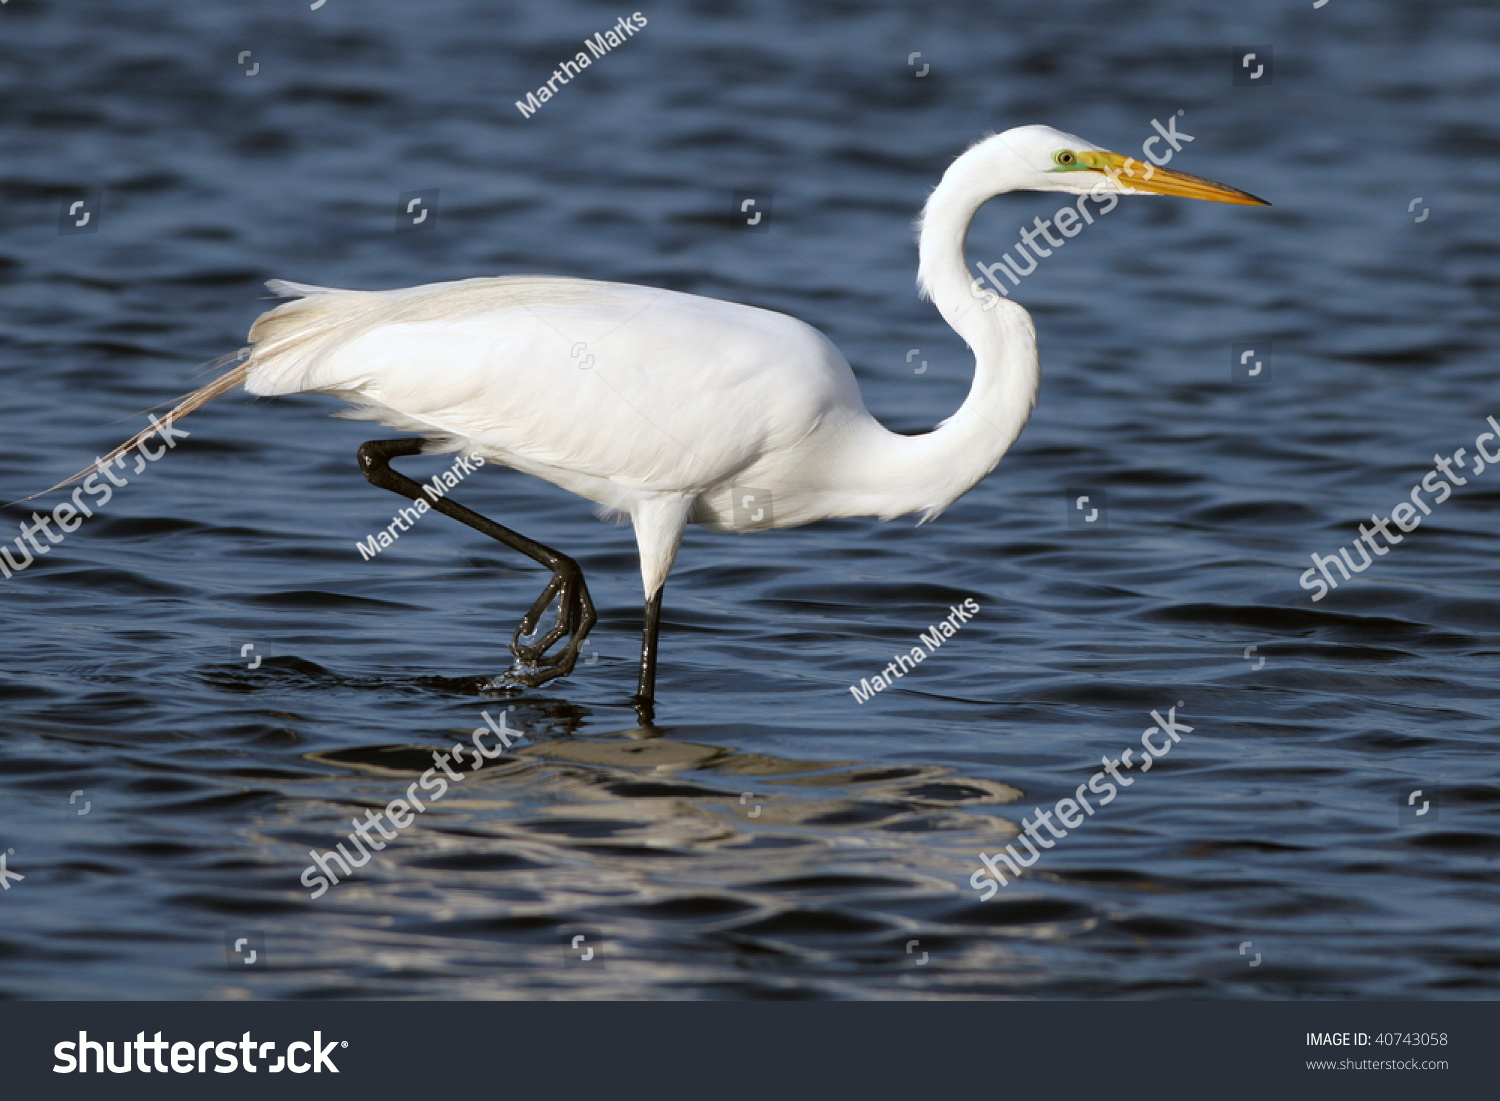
980 123 1269 206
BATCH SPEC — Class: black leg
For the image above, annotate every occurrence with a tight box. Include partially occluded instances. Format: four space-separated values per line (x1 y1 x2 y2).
632 585 665 718
357 439 596 687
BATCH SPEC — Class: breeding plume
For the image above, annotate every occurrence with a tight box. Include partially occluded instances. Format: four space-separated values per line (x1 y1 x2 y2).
54 126 1266 717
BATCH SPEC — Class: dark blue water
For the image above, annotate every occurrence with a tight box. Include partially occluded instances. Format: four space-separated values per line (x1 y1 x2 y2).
1 0 1497 999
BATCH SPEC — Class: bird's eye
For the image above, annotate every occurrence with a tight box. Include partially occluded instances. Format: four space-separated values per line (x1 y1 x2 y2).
1054 150 1077 166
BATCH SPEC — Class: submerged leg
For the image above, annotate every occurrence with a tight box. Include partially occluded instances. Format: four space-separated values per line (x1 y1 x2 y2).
357 438 596 687
633 585 665 718
627 496 690 721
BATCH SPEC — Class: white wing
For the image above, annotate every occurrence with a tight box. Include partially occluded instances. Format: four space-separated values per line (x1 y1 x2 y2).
244 276 863 505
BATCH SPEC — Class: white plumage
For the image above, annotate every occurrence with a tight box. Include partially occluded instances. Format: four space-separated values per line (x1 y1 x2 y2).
59 125 1265 708
240 270 1034 596
244 275 869 590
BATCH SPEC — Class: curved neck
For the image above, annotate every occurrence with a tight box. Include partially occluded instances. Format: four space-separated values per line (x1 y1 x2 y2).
834 143 1040 522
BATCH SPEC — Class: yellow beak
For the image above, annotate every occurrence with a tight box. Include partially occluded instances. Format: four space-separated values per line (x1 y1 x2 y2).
1079 150 1269 206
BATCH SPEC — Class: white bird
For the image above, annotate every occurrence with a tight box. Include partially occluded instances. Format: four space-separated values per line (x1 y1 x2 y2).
53 125 1265 718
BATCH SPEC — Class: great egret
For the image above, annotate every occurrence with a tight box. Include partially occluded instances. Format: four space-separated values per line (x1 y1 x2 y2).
48 125 1266 717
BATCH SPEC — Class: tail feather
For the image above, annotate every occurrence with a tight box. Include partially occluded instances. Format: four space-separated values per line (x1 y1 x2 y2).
19 351 250 503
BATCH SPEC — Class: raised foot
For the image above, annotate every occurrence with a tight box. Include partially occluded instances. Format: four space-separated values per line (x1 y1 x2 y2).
506 559 596 685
